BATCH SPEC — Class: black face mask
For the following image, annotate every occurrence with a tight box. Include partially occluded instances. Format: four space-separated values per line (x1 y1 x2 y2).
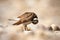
32 18 38 24
32 20 38 24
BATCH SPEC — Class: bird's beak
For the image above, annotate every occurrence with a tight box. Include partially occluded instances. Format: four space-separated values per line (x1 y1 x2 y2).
8 18 20 21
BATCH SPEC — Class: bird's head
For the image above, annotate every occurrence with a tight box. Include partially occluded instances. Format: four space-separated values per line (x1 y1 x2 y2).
31 13 38 24
32 18 38 24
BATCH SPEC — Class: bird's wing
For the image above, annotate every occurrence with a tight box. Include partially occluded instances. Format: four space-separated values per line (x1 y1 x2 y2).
17 13 33 18
25 13 34 21
13 13 34 25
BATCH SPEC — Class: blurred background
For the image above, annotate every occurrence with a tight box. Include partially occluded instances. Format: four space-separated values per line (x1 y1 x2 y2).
0 0 60 40
0 0 60 27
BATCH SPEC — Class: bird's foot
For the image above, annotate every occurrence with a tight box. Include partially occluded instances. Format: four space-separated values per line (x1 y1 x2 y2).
24 27 31 31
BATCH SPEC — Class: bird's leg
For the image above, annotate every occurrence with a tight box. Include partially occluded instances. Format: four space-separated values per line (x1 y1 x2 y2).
24 24 31 31
24 24 27 31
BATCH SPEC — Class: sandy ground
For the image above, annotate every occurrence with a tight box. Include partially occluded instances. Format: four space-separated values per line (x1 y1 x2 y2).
0 24 60 40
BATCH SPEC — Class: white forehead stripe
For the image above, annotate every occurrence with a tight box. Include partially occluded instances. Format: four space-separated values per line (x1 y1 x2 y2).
33 18 38 20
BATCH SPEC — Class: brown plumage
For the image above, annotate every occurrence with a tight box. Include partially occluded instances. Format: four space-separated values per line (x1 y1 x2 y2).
13 12 38 31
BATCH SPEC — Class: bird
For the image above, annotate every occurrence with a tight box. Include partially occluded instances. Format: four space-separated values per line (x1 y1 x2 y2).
12 12 38 31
